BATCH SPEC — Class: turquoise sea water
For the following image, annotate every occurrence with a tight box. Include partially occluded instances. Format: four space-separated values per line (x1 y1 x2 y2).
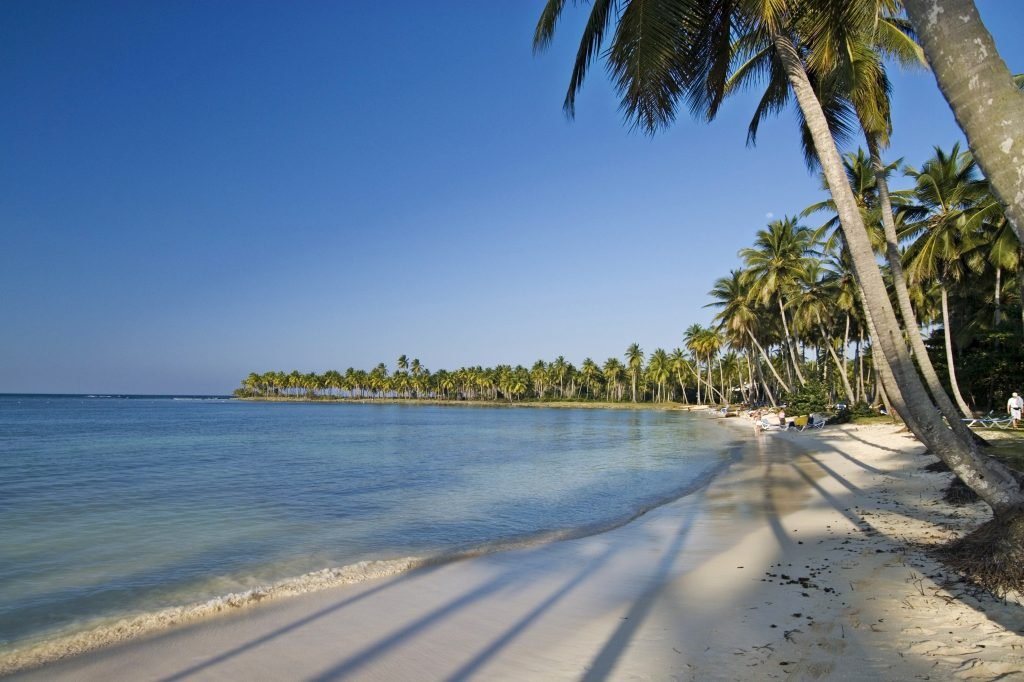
0 395 741 655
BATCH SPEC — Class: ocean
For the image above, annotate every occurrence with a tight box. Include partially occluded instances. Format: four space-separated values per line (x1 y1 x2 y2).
0 394 741 659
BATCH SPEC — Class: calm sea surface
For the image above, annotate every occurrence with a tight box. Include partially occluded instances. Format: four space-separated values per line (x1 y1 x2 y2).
0 395 740 653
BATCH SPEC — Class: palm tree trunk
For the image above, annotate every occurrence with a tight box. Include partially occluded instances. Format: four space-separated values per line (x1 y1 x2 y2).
904 0 1024 244
717 356 726 404
753 358 776 407
1019 249 1024 335
876 374 894 420
778 298 807 386
745 350 756 403
941 284 975 417
855 334 864 403
842 313 850 384
773 31 1024 515
816 315 855 405
867 136 979 443
995 266 1002 326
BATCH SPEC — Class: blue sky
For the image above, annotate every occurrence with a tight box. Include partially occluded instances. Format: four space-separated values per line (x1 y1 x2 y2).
2 1 1022 395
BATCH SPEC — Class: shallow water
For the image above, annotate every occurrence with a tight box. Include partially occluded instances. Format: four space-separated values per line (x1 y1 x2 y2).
0 395 739 653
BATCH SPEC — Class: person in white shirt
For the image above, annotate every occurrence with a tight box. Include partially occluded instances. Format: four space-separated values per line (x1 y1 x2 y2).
1008 392 1023 428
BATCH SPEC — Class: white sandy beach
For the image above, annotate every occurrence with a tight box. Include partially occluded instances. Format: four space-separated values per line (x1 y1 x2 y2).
6 420 1024 681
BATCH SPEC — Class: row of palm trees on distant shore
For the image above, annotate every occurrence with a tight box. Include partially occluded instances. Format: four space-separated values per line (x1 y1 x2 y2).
239 140 1024 413
237 341 730 405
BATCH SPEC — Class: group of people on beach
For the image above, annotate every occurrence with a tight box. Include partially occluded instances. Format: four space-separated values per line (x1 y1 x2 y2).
748 408 789 434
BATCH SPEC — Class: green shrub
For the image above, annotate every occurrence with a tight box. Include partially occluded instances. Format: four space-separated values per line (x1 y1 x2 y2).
782 380 830 415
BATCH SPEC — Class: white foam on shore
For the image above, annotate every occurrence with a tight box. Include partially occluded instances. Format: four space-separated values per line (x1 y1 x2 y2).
0 557 425 676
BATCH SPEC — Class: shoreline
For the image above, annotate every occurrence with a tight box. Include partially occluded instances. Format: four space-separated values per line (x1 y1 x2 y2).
8 421 1024 680
0 411 736 677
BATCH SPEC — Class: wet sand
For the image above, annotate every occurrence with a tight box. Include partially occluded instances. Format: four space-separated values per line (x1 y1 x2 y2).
7 421 1024 680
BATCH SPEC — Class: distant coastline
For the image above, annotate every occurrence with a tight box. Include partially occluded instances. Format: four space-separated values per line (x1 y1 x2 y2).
236 396 717 412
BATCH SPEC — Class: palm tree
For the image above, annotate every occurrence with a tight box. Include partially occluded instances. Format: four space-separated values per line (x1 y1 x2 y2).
706 270 790 401
796 10 984 443
791 260 857 405
551 355 569 398
602 357 626 402
902 144 988 417
647 348 671 403
739 217 814 387
534 0 1024 522
669 348 693 404
682 325 708 404
579 357 602 400
624 343 644 403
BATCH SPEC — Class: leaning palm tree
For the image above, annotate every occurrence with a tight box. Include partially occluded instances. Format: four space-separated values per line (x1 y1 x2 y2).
534 0 1024 584
797 10 987 444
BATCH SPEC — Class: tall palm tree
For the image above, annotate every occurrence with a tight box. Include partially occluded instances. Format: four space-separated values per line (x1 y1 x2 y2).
551 355 569 398
669 348 693 404
580 357 602 400
707 269 791 394
683 324 709 404
624 343 644 403
902 144 988 417
739 217 814 387
797 7 986 441
647 348 671 402
791 260 857 404
602 357 626 402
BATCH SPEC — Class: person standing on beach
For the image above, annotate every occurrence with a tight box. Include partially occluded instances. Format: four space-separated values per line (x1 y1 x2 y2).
1008 392 1023 428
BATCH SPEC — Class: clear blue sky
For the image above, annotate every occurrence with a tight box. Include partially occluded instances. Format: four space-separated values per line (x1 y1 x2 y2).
2 1 1022 395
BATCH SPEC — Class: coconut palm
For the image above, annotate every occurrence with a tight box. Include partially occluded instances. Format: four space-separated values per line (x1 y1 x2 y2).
647 348 671 402
707 269 791 396
739 217 815 387
669 348 693 405
624 343 644 403
902 144 989 417
579 357 602 400
798 10 983 442
791 260 857 404
602 357 626 402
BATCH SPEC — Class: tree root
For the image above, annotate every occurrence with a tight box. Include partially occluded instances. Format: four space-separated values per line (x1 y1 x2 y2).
943 477 981 505
937 509 1024 597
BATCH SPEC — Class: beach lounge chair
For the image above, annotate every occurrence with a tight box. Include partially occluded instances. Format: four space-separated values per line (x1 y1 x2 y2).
961 412 1013 429
758 417 784 432
791 415 809 431
808 414 827 429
